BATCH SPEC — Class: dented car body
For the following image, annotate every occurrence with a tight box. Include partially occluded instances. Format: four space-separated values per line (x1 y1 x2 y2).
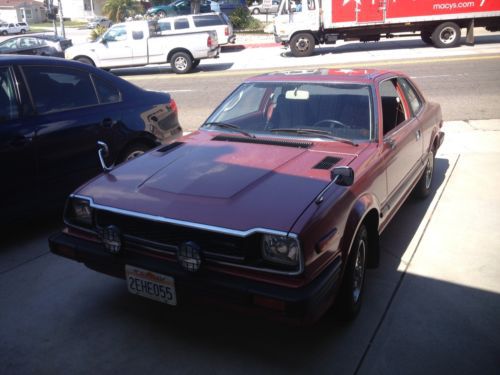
49 69 444 323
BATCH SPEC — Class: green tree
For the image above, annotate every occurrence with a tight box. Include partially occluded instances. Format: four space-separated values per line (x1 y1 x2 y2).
103 0 144 22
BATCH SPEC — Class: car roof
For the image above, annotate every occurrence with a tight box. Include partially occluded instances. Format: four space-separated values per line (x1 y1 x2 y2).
246 68 400 84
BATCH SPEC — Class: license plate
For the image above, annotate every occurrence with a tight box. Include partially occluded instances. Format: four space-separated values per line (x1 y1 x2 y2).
125 265 177 306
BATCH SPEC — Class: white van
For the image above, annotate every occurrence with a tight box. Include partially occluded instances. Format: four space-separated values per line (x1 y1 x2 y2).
158 12 235 45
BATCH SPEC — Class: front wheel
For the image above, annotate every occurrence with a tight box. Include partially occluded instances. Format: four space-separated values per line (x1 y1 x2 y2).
432 22 461 48
20 29 26 34
252 8 260 15
170 52 192 74
119 143 151 163
289 33 315 57
1 31 7 36
338 224 368 319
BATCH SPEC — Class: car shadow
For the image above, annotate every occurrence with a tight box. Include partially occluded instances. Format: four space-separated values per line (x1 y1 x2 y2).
281 34 500 58
111 62 234 77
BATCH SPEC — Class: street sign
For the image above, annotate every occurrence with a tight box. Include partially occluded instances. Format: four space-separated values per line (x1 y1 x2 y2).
263 0 272 9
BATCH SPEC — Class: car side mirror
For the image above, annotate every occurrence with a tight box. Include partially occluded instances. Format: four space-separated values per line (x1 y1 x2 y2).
331 166 354 186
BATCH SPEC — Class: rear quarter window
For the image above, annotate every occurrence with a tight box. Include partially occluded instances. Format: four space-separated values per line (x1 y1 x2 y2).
92 75 121 104
174 18 189 30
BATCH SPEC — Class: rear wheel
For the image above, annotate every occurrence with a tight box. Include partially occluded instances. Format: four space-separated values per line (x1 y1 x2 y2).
432 22 461 48
289 32 315 57
76 56 94 66
171 52 192 74
414 149 435 199
338 224 368 319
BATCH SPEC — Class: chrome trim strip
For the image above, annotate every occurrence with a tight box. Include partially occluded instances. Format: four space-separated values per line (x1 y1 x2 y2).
70 194 297 239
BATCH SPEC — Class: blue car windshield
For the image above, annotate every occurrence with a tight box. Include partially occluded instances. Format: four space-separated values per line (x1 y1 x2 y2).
203 82 374 142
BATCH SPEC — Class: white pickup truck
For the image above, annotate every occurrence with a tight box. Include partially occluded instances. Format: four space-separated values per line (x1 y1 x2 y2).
0 22 29 35
65 20 220 73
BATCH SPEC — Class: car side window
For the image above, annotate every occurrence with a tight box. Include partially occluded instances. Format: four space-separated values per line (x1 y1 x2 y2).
23 66 98 114
399 78 423 116
105 25 127 42
174 18 189 30
380 79 408 135
159 21 171 32
92 75 121 104
0 67 19 122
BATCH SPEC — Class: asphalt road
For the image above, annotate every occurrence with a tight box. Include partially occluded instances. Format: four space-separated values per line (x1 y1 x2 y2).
1 36 500 374
118 54 500 131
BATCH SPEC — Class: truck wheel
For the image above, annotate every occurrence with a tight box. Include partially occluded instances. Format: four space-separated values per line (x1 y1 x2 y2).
192 59 200 69
290 33 315 57
420 31 432 45
338 224 368 319
20 29 26 34
76 57 95 66
252 8 260 15
171 52 192 74
1 31 7 36
432 22 461 48
414 149 434 199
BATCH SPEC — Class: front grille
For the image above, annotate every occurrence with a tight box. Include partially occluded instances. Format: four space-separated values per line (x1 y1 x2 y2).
95 209 260 264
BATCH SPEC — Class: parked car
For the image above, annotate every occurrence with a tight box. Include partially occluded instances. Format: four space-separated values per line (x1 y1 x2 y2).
146 0 211 18
158 12 235 45
65 20 220 73
249 0 280 14
0 34 72 58
49 69 443 324
0 55 182 221
217 0 248 15
0 22 30 35
87 16 113 29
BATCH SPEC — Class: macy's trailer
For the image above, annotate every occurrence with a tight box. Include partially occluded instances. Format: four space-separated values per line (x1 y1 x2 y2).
274 0 500 56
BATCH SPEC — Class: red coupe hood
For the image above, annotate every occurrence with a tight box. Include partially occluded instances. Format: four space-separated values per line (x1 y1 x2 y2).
77 132 363 232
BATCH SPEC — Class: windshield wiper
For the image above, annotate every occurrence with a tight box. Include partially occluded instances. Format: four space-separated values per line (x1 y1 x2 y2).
269 128 358 146
203 122 255 138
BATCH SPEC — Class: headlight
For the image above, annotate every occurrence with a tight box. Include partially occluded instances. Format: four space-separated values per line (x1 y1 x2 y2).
261 234 300 267
65 197 94 228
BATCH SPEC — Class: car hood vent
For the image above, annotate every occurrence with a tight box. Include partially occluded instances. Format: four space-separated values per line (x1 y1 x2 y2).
156 141 184 153
212 135 312 149
313 156 341 170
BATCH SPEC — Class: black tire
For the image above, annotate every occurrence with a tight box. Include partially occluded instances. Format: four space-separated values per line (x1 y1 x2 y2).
76 56 95 66
414 149 434 199
1 31 7 36
252 8 260 15
119 143 151 163
338 224 368 319
289 32 315 57
170 51 192 74
191 59 200 69
431 22 461 48
420 31 432 45
20 29 26 34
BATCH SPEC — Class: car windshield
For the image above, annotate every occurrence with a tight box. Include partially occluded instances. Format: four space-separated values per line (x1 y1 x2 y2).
202 81 374 142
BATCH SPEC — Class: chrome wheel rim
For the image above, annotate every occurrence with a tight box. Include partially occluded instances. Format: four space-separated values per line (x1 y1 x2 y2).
125 150 144 161
425 152 434 190
295 37 311 53
439 27 457 44
352 239 366 303
174 57 188 71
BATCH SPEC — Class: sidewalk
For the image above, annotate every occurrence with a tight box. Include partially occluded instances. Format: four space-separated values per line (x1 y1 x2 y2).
358 120 500 374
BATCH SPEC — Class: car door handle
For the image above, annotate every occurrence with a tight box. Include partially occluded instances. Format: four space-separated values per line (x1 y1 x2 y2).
416 129 422 140
101 118 114 128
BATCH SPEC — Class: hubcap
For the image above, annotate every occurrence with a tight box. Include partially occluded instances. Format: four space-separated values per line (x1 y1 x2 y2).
440 27 456 44
425 152 434 190
352 239 366 303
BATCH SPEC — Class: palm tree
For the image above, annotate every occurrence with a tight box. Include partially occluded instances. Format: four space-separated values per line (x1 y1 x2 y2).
103 0 144 23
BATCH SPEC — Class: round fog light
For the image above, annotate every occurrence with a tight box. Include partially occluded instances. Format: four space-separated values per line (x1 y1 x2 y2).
178 241 202 272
